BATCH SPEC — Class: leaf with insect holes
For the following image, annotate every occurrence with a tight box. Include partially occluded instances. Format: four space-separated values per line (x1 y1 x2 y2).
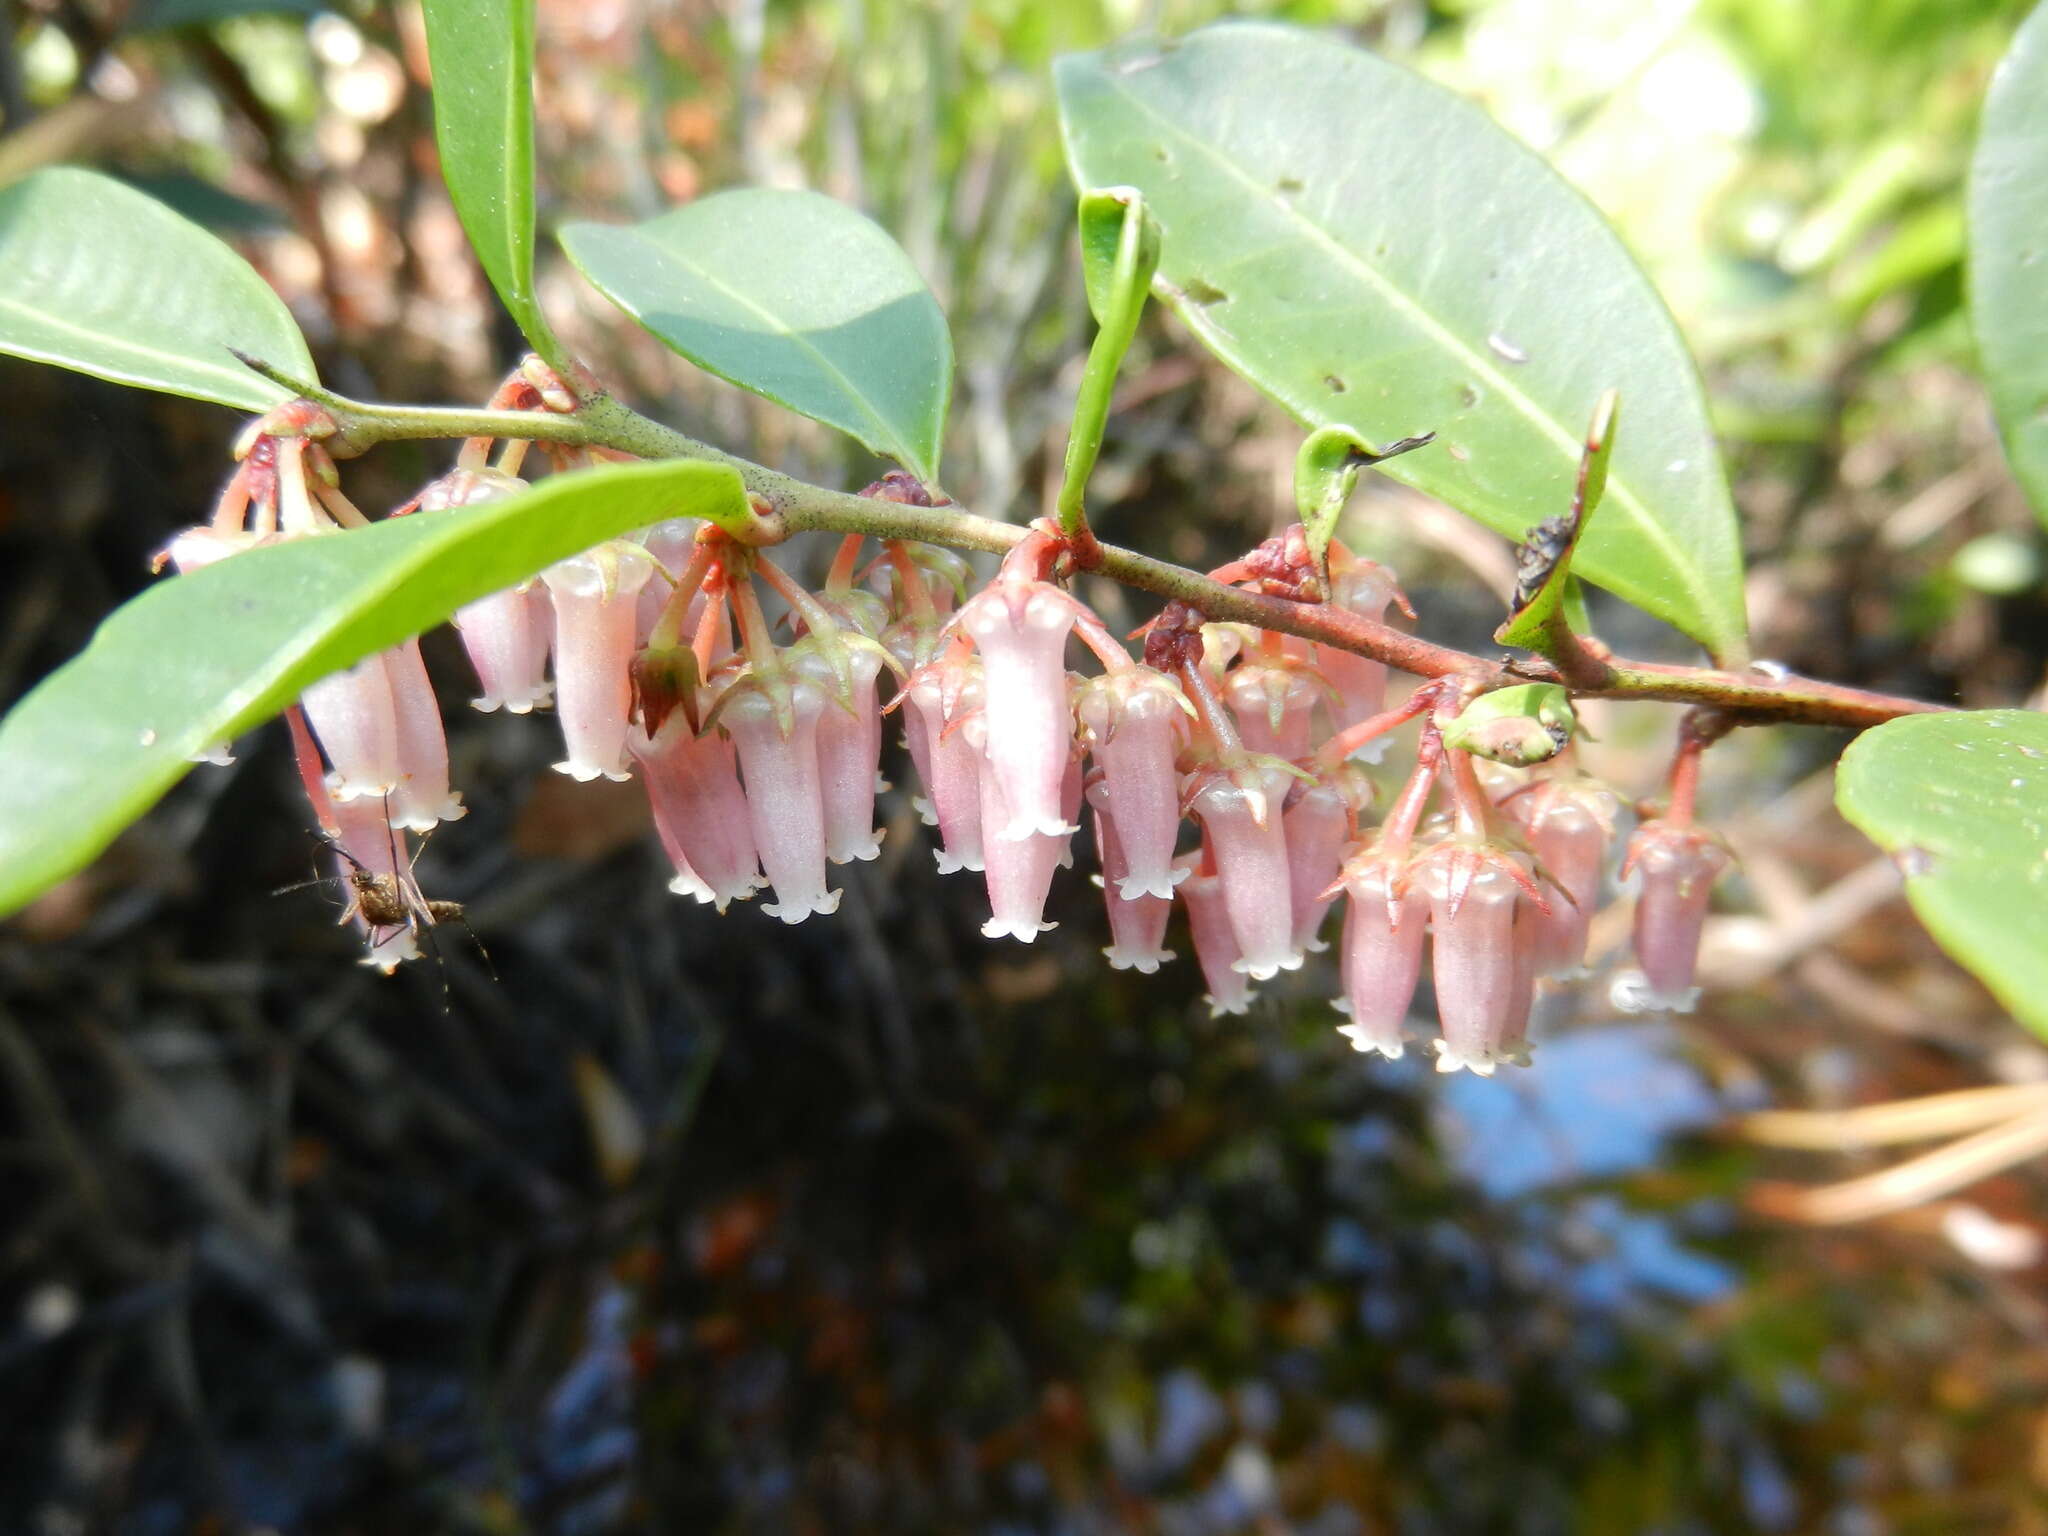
0 460 760 919
1295 423 1437 574
0 167 313 411
1835 710 2048 1036
1970 0 2048 528
420 0 560 364
561 189 953 484
1496 389 1618 653
1056 22 1748 663
1060 188 1162 532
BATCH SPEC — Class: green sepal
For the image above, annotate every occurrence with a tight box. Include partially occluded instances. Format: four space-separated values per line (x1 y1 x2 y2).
1294 423 1436 575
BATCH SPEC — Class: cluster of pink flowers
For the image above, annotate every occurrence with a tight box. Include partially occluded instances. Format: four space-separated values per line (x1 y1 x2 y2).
168 425 1729 1071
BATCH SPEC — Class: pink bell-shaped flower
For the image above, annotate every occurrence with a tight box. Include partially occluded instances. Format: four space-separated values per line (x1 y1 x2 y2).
1418 842 1538 1076
1333 844 1428 1060
542 541 657 782
719 672 840 924
1221 659 1322 762
957 578 1084 842
1284 768 1363 956
455 584 554 714
968 714 1070 942
1188 760 1303 981
380 638 463 831
897 648 986 875
630 720 765 912
1075 666 1189 901
1088 779 1173 973
793 637 896 866
1179 855 1253 1018
1502 777 1620 979
1613 820 1729 1014
1296 556 1403 761
300 653 401 803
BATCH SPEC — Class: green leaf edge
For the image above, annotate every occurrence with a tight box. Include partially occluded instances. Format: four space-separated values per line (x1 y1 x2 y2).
1495 389 1618 650
1052 23 1749 665
0 166 314 412
0 460 752 918
1835 709 2048 1035
420 0 562 364
558 195 953 485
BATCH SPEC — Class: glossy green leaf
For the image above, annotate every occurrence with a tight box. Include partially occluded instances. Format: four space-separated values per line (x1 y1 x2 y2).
1055 22 1749 663
0 167 312 411
1061 188 1161 535
421 0 560 363
1969 0 2048 528
0 460 758 918
561 189 953 484
1836 710 2048 1035
1496 389 1618 653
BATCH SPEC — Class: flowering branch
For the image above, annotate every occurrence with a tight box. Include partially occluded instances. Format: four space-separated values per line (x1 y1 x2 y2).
234 355 1946 733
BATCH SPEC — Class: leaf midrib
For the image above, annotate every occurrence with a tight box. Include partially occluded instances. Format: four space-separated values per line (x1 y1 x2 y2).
0 293 285 404
1085 57 1732 649
599 224 925 473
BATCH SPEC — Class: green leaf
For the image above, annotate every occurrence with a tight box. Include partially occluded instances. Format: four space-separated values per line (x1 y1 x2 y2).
1496 389 1618 652
0 460 757 918
561 189 953 485
1060 187 1161 535
1055 22 1749 663
1293 423 1435 575
0 167 313 411
1836 710 2048 1035
421 0 559 363
1969 0 2048 528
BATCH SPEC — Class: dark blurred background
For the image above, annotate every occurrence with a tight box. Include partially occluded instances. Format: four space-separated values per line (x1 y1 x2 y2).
6 0 2048 1531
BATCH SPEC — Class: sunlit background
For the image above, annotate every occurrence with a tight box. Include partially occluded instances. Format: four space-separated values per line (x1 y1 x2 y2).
5 1 2048 1530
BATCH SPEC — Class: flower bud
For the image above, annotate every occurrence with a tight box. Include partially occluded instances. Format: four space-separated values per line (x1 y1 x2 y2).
1088 780 1174 973
1179 856 1253 1018
958 579 1083 842
720 674 839 923
630 720 765 912
1075 667 1189 901
1440 684 1576 768
1189 761 1304 981
542 542 658 782
630 642 702 740
1613 820 1729 1014
1334 845 1427 1060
